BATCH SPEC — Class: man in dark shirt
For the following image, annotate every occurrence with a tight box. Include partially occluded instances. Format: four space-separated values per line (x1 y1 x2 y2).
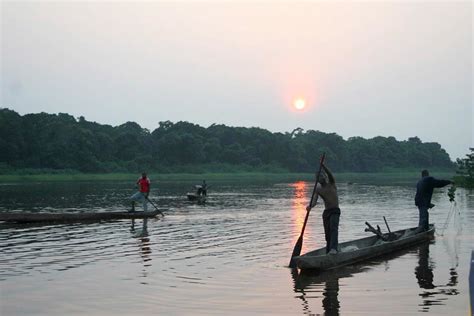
415 170 452 231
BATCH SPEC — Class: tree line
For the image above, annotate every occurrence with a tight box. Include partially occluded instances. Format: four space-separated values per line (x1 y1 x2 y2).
0 108 455 174
454 148 474 188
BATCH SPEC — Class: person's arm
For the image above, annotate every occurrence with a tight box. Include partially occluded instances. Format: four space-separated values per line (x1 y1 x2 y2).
432 178 452 188
322 164 335 184
306 184 321 211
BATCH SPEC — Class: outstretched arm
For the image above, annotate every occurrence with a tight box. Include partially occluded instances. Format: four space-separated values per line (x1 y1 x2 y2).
322 164 335 184
432 178 452 188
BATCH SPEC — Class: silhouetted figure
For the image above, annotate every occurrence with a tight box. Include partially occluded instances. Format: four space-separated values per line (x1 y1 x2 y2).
415 169 452 231
196 180 207 196
307 162 340 254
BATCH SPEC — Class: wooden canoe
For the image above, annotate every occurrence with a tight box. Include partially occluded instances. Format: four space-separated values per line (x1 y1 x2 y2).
0 210 162 223
186 193 206 202
294 224 435 271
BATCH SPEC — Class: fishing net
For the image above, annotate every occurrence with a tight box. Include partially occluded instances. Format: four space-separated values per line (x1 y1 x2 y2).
437 185 462 236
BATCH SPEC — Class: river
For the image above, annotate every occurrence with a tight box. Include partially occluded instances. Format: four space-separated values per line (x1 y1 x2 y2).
0 178 472 315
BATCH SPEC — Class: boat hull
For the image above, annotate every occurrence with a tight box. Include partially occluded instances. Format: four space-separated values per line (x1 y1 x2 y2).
0 210 162 223
295 225 435 271
187 193 206 202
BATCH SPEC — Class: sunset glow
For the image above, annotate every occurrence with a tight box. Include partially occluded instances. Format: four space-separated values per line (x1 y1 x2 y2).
293 98 306 110
291 181 310 251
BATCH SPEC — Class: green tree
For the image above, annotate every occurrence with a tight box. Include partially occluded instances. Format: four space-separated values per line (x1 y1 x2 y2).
455 148 474 188
0 108 457 174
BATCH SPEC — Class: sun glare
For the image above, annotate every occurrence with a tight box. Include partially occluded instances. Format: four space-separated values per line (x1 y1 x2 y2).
293 98 306 110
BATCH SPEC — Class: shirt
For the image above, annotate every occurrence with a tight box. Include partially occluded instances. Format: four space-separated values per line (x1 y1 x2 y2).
415 176 450 207
137 177 151 193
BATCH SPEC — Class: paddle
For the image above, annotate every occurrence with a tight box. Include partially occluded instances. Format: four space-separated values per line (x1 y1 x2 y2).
289 153 326 268
145 195 165 216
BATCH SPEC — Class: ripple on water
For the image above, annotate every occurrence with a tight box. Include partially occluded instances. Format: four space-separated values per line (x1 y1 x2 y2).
0 182 472 315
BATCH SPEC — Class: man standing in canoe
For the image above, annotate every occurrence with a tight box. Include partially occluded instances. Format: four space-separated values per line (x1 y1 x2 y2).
415 169 452 232
130 172 151 212
307 162 340 254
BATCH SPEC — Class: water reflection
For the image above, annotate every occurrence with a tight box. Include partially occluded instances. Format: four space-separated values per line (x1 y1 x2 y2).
415 242 435 289
0 181 471 315
130 218 149 238
322 277 340 315
415 241 459 312
131 218 152 284
291 181 314 252
291 181 308 234
130 218 151 262
138 236 152 283
291 267 348 316
291 241 462 315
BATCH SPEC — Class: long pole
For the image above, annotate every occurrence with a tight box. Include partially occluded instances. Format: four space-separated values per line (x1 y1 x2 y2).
145 196 165 216
289 153 325 268
383 216 391 234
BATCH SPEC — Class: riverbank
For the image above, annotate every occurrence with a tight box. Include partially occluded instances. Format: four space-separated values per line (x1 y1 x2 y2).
0 170 456 185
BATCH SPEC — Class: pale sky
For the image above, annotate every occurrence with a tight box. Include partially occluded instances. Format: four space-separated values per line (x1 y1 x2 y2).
1 1 472 160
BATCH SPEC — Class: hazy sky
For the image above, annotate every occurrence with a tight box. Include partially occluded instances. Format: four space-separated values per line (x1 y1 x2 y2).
1 1 472 159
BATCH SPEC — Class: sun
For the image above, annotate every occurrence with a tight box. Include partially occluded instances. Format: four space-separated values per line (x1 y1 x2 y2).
293 98 306 110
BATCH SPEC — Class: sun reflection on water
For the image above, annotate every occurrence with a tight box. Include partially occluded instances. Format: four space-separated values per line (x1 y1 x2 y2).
290 181 314 254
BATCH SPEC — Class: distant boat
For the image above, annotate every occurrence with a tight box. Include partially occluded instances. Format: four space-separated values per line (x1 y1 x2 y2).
186 193 207 202
187 183 208 202
0 210 162 223
294 224 435 271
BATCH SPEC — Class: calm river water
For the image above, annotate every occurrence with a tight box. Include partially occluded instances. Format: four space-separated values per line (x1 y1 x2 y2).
0 178 472 315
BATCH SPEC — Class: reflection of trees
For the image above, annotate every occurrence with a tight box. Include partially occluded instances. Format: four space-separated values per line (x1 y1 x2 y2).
415 242 459 312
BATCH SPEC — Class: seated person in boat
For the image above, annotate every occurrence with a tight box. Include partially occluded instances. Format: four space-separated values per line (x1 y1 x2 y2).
196 180 207 196
307 162 340 254
130 172 151 212
415 169 452 231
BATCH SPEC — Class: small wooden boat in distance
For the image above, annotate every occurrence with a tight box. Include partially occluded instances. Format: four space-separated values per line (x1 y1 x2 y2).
294 224 435 271
0 210 162 223
186 193 206 202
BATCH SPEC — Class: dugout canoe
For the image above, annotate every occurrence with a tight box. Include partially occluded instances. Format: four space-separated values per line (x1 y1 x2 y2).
294 224 435 271
186 193 207 202
0 210 162 223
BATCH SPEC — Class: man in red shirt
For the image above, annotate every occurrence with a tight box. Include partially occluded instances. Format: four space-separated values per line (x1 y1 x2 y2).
130 172 151 212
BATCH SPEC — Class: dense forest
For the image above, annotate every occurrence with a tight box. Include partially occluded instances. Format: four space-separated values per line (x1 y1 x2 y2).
0 108 455 174
455 148 474 187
